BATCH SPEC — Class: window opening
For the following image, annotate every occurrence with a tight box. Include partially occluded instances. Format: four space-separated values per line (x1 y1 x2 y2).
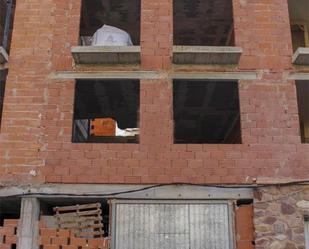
288 0 309 51
79 0 141 46
0 0 15 52
73 80 140 143
296 81 309 143
173 0 234 46
173 80 241 144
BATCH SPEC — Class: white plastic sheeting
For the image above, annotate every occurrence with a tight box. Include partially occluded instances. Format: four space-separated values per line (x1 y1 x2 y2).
91 25 133 46
114 203 232 249
115 122 139 137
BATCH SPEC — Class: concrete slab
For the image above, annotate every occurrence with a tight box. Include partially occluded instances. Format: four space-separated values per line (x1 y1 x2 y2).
71 46 141 64
292 47 309 65
0 47 8 64
173 46 243 64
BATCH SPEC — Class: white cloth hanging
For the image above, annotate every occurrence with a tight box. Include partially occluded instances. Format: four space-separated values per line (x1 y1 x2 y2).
91 24 133 46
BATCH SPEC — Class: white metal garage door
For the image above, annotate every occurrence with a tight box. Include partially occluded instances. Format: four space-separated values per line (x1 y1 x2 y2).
112 201 233 249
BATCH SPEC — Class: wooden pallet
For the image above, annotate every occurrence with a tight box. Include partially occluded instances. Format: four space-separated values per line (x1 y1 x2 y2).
53 203 104 238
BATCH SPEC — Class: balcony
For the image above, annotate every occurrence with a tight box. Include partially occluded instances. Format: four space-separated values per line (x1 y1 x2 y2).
71 46 140 64
292 47 309 65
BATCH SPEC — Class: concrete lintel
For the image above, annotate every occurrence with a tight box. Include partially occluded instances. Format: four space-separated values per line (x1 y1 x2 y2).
17 198 40 249
292 47 309 65
52 71 259 80
172 71 259 80
288 73 309 80
0 47 8 64
0 184 253 200
71 46 140 64
52 71 167 80
173 46 243 65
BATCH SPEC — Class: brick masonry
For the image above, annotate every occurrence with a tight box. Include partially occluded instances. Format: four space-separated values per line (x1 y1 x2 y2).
0 219 110 249
0 0 308 184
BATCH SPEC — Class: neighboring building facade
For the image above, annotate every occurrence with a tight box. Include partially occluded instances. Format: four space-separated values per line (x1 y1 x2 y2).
0 0 308 249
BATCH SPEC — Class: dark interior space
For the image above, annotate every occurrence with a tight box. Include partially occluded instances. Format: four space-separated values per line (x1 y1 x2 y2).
0 0 15 51
291 24 307 51
80 0 141 45
173 80 241 144
173 0 234 46
0 0 6 46
73 79 140 143
296 81 309 143
288 0 309 51
0 70 7 128
0 197 20 226
40 198 110 237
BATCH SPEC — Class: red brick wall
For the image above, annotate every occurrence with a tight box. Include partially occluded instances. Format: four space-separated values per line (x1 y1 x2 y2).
236 204 255 249
0 0 308 185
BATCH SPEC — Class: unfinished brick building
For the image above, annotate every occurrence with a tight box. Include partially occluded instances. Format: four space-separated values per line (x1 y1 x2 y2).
0 0 309 248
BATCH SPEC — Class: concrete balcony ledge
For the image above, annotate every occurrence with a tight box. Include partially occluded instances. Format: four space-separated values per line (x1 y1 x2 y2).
173 46 243 65
292 47 309 65
71 46 141 64
0 47 8 65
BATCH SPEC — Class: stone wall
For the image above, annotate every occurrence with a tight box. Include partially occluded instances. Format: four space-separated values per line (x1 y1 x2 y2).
254 185 309 249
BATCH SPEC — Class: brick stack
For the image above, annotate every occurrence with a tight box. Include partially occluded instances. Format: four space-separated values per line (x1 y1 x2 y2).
0 219 18 249
39 221 109 249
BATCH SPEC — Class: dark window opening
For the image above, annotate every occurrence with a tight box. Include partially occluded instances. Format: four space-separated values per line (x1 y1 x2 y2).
79 0 141 46
40 198 110 238
0 70 7 128
0 197 20 226
73 79 140 143
173 80 241 144
0 0 16 52
173 0 234 46
288 0 309 51
296 81 309 143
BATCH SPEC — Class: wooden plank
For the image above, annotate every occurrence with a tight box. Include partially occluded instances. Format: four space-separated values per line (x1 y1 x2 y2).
57 216 101 224
55 209 101 217
54 203 101 212
54 202 104 238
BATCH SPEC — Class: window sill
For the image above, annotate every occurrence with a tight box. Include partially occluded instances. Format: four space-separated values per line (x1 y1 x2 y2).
173 46 243 65
71 46 141 64
292 47 309 65
0 47 8 65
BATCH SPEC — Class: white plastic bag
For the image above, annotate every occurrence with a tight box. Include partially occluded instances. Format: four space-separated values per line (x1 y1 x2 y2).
91 24 133 46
